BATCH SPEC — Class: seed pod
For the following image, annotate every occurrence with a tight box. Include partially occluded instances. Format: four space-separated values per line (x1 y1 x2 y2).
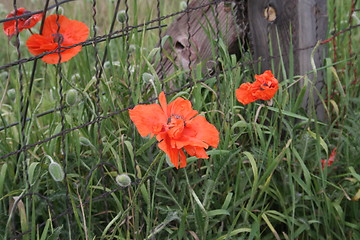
142 72 154 82
117 10 127 23
129 44 136 53
46 155 65 182
66 89 78 106
79 136 93 147
7 88 16 101
116 174 131 187
71 73 80 82
180 1 187 11
0 71 8 80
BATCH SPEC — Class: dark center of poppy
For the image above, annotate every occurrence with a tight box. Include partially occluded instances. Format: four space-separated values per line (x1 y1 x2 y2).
19 11 32 21
167 115 182 124
52 33 64 44
166 115 186 139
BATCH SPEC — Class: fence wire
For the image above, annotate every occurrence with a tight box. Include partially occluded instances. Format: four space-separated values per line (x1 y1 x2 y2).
0 0 359 239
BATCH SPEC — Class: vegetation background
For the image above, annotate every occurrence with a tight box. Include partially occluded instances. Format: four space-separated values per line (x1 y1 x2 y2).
0 0 359 239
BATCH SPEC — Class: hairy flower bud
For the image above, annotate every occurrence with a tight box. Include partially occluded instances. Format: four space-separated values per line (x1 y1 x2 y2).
116 174 131 187
66 89 78 106
117 10 127 23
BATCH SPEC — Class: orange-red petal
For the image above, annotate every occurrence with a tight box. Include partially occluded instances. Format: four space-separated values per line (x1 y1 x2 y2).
167 97 198 121
158 137 187 168
129 103 167 138
321 148 337 169
26 34 56 55
254 85 278 100
254 70 275 83
184 145 209 159
253 70 279 100
166 115 219 155
236 82 257 105
177 115 219 148
158 92 168 115
41 46 83 64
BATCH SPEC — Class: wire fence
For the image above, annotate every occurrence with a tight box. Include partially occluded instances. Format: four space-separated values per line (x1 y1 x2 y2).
0 0 359 238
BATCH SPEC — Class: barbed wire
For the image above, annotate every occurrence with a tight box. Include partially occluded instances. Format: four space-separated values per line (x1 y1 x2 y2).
2 33 358 161
0 22 358 134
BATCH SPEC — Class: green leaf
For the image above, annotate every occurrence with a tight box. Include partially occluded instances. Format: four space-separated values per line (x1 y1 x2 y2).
307 128 328 155
0 163 8 197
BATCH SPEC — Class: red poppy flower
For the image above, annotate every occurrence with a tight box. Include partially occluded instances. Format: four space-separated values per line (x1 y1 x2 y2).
129 92 219 169
26 15 89 64
236 70 279 105
3 8 43 38
321 148 336 169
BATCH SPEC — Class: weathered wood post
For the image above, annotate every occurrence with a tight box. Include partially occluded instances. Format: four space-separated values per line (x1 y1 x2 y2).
248 0 328 120
155 0 244 79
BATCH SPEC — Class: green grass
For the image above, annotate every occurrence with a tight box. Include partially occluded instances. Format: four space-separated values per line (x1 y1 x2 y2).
0 0 359 239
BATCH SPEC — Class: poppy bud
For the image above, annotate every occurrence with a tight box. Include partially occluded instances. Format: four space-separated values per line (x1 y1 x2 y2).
0 71 8 80
129 44 136 53
66 89 78 106
49 162 65 182
148 47 159 61
180 1 187 10
71 73 81 82
79 136 93 147
7 88 16 101
104 61 111 69
116 173 131 187
142 72 154 82
117 10 127 23
50 6 64 15
46 155 65 182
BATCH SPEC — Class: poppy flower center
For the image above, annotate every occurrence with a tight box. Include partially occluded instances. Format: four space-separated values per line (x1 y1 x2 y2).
52 33 64 44
19 10 32 21
260 81 275 90
166 115 185 139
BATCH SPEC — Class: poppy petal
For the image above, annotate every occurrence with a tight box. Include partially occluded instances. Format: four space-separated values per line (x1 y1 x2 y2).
236 82 257 105
3 8 42 38
158 138 187 168
26 34 56 55
41 46 83 64
170 115 219 150
129 103 167 137
187 115 219 147
158 91 168 116
41 14 64 36
253 86 278 100
167 97 198 120
184 145 209 159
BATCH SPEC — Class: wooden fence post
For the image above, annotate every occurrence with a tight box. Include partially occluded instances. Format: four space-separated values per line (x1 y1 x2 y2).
248 0 328 120
155 0 243 79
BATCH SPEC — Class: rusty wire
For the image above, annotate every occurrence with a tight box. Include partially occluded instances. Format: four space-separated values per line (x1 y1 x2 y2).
1 35 354 162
